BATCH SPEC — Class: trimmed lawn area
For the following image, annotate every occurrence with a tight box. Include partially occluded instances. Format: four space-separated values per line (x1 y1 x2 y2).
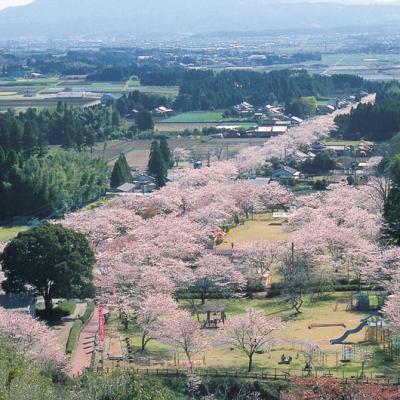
0 225 29 242
218 213 290 250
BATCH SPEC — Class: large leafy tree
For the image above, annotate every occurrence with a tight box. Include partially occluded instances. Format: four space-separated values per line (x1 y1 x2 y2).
0 224 95 315
135 110 154 132
384 155 400 244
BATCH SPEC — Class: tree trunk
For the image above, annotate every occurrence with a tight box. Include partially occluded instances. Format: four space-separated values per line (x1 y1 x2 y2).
248 354 253 372
141 333 147 351
201 292 206 305
43 294 53 315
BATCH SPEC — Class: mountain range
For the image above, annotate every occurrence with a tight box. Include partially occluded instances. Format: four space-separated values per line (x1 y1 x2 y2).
1 0 400 38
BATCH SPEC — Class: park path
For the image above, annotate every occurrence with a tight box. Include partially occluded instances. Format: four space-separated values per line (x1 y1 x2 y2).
54 302 87 349
68 307 99 378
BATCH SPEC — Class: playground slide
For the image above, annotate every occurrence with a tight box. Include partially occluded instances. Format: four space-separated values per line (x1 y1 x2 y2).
330 321 368 345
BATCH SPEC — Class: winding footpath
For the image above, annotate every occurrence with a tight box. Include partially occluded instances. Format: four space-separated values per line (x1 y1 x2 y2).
68 307 99 378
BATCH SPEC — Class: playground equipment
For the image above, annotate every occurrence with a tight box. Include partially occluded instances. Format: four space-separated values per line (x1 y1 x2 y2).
330 314 378 345
309 323 346 330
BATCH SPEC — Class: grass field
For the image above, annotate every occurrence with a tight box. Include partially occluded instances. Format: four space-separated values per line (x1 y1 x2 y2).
164 111 226 123
0 225 29 242
218 213 290 250
104 293 381 374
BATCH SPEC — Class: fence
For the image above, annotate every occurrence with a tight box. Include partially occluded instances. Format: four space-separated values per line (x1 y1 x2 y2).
89 366 400 386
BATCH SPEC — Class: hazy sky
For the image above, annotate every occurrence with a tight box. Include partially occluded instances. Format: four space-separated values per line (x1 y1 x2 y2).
0 0 398 11
0 0 33 11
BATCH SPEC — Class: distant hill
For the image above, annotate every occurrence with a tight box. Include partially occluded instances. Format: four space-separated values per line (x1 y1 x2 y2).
1 0 400 38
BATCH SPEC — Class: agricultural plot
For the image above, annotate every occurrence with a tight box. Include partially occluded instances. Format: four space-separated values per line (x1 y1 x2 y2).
164 111 226 123
91 137 269 171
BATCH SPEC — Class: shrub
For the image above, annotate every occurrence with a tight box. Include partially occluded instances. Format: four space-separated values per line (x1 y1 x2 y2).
56 300 76 317
66 319 83 354
80 301 95 324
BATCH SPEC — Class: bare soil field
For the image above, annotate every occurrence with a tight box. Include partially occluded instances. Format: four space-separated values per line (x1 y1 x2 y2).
91 138 268 171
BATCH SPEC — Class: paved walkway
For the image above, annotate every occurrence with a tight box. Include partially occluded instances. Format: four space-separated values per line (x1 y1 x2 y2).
68 307 99 378
54 302 87 349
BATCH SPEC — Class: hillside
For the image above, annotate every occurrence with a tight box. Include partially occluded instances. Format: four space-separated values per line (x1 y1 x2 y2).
1 0 400 38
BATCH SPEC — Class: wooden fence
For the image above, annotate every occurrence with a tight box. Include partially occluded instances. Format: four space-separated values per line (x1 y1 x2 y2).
86 366 400 386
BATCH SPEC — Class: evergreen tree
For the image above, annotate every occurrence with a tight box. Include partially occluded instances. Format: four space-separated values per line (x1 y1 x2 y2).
384 155 400 243
135 110 154 132
148 141 167 188
159 136 172 168
110 153 132 188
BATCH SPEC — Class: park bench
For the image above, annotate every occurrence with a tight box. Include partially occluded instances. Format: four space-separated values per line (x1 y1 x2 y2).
308 323 346 329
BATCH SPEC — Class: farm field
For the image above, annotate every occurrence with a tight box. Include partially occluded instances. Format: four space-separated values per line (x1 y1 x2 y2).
0 76 179 111
90 137 269 171
164 111 226 123
261 52 400 80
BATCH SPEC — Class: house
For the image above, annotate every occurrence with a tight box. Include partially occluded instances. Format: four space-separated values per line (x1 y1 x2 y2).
324 145 351 157
290 116 304 126
234 101 254 115
248 125 287 138
0 294 36 317
285 150 315 163
116 183 135 193
310 143 327 153
210 133 224 139
101 93 123 105
133 175 156 193
326 105 336 114
272 166 301 180
223 130 241 139
153 106 174 117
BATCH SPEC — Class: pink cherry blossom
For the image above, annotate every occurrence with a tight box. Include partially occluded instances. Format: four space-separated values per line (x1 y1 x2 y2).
218 308 285 371
0 307 66 368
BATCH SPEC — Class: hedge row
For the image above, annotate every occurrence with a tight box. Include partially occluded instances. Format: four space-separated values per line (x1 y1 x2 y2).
80 301 95 324
65 301 96 355
66 319 83 354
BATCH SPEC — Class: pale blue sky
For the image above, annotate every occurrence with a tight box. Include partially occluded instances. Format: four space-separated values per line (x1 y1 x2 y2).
0 0 397 12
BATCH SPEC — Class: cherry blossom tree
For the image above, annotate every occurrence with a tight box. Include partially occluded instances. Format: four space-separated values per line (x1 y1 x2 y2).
159 310 206 368
136 294 178 351
0 307 66 368
218 308 285 371
235 241 284 284
190 253 245 304
172 147 190 166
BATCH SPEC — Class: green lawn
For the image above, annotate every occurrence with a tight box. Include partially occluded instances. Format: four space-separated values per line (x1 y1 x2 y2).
164 111 226 123
0 225 29 242
104 293 392 375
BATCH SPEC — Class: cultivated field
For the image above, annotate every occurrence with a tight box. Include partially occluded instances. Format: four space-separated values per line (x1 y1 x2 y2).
91 137 269 171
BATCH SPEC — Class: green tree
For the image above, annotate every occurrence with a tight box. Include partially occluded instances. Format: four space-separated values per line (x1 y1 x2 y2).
0 224 95 315
148 140 167 188
110 153 132 188
159 136 172 168
135 111 154 132
384 155 400 243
